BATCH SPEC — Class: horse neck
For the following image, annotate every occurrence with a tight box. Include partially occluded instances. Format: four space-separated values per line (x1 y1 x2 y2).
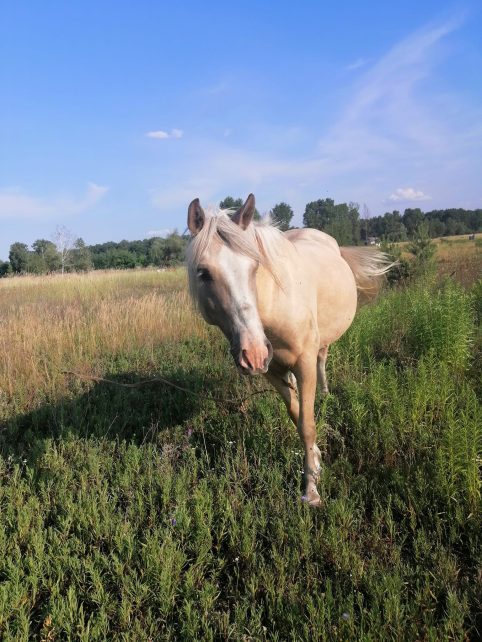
255 253 292 326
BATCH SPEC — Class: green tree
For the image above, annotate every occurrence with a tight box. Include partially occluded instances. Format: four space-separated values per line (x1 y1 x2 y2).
104 249 137 269
383 211 407 242
347 202 361 245
220 196 261 221
162 233 186 266
303 198 360 245
407 222 436 277
9 242 29 273
219 196 243 210
72 238 93 271
27 253 47 274
32 239 61 272
380 241 411 285
402 208 424 238
428 218 446 238
0 261 11 277
92 253 108 269
148 238 165 266
270 202 294 231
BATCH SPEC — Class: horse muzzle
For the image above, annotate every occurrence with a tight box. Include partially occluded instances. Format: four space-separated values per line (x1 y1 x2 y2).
233 339 273 376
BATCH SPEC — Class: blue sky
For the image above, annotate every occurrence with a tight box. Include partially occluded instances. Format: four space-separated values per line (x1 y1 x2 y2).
1 1 481 260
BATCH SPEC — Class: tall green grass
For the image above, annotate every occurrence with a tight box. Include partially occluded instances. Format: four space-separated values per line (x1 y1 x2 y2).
0 272 480 640
334 280 474 370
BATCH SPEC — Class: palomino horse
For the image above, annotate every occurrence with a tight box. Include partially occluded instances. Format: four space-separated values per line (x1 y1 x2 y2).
187 194 392 506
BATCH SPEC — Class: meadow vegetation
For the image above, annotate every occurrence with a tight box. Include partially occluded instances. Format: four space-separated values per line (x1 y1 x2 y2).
0 255 480 639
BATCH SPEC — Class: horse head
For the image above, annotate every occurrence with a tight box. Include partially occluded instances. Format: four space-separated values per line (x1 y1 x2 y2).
187 194 273 375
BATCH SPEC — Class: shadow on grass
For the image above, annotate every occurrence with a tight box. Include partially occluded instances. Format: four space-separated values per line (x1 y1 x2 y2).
0 367 229 463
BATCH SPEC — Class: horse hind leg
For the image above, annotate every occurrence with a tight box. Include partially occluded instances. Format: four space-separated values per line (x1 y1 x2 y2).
317 346 329 396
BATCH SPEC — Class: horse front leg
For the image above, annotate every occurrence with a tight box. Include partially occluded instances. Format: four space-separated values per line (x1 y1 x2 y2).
264 367 299 426
294 354 322 507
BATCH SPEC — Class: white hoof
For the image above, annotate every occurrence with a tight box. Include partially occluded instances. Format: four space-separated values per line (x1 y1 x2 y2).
301 492 322 508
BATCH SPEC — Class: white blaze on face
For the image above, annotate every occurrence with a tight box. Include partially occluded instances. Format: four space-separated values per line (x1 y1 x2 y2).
216 244 269 373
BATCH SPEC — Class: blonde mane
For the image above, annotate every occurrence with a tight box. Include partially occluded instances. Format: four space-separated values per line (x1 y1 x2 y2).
186 209 294 297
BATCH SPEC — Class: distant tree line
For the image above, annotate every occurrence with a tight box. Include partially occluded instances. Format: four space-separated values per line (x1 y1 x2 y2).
364 207 482 242
1 197 480 276
1 232 189 276
89 234 187 270
303 199 481 244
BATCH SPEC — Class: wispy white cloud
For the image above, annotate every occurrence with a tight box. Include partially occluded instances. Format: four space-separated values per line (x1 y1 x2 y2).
389 187 431 202
0 182 108 220
146 128 184 140
304 13 482 212
318 18 464 172
146 228 174 238
146 130 170 139
148 147 341 230
149 142 321 212
149 14 481 217
346 57 368 71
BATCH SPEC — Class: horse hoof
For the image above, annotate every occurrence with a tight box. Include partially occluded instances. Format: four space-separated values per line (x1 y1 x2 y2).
301 493 322 508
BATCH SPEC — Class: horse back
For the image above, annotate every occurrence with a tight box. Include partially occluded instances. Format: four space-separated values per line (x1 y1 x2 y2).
284 227 340 254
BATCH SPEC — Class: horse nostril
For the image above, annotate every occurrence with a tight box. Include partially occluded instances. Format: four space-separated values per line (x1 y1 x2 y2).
241 349 254 371
265 340 273 361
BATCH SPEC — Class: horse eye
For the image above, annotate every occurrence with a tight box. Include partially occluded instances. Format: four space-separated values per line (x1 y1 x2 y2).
197 268 212 282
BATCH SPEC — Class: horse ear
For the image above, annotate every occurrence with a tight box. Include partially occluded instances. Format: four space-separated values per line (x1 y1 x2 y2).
232 194 256 230
187 198 205 235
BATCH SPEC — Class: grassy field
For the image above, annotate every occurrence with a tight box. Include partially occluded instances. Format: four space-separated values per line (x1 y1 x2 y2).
0 263 481 640
398 234 482 287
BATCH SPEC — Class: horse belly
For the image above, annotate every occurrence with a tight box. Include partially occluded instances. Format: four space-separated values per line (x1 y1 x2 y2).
257 240 357 361
301 246 358 346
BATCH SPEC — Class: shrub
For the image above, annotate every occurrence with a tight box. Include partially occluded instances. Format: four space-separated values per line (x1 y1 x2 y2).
379 242 411 285
334 280 474 371
407 222 436 278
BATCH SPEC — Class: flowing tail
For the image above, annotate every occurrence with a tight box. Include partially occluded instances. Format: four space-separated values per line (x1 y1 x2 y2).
340 247 397 303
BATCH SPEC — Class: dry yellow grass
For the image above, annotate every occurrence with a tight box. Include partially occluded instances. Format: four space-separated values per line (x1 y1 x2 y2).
434 237 481 285
397 235 481 286
1 240 479 421
0 268 187 303
0 268 209 419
